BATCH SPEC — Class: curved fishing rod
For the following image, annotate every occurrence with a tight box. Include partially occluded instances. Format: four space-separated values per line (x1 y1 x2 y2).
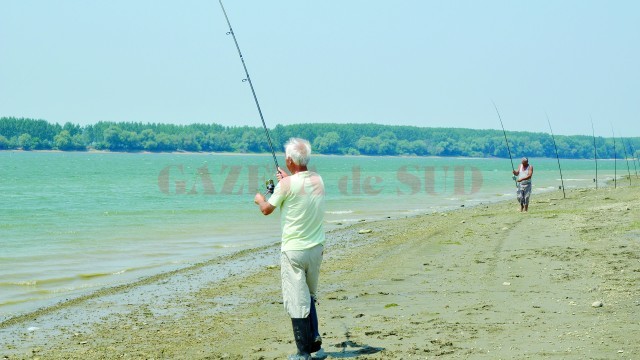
590 116 598 189
546 113 565 199
492 101 517 186
218 0 280 192
619 136 633 186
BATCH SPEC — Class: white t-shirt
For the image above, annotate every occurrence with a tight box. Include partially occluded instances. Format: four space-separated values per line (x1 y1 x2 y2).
268 171 325 251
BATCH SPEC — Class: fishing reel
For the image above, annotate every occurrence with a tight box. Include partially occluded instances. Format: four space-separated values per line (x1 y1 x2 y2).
265 179 275 195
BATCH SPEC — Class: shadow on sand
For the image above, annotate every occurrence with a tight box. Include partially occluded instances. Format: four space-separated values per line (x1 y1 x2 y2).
316 340 384 359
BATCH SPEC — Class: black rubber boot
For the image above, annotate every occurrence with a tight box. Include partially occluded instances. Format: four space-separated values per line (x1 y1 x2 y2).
308 297 322 353
289 318 312 360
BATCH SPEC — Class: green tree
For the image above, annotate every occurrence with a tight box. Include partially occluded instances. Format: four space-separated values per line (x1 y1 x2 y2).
156 133 178 152
18 133 34 150
203 132 232 152
356 136 380 155
313 132 341 154
103 126 124 150
54 130 74 150
181 132 202 152
140 129 158 151
377 132 397 155
0 135 8 149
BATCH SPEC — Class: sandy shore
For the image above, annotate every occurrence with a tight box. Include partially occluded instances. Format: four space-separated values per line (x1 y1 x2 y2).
2 178 639 359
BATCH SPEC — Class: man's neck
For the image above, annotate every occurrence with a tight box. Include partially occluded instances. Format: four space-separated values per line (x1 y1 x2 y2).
291 165 308 175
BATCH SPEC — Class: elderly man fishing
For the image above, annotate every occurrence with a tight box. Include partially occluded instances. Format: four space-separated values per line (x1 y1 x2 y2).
254 138 325 360
513 157 534 212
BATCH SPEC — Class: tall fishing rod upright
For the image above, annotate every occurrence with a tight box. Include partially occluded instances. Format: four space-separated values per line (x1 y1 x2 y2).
590 116 598 189
611 125 617 188
627 141 639 179
620 136 633 186
492 102 517 186
546 114 565 199
218 0 280 178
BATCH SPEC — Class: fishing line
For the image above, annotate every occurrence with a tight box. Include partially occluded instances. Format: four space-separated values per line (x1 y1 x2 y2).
492 101 517 185
546 113 565 199
218 0 279 193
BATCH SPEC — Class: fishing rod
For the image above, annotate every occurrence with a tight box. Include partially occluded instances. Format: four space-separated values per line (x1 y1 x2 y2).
546 113 565 199
218 0 279 193
627 141 639 179
619 136 633 186
611 125 617 188
492 101 517 185
590 116 598 189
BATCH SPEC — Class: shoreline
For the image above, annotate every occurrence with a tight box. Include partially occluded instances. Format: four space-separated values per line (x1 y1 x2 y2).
2 178 639 359
3 153 617 325
1 149 630 161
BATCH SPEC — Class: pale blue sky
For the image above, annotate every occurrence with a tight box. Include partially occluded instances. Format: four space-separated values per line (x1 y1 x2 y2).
1 1 638 136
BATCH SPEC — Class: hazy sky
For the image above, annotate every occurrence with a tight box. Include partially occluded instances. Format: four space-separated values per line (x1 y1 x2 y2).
1 1 638 136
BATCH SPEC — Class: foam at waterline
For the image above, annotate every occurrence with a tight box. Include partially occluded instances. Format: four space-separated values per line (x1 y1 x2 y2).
35 282 100 295
0 280 38 287
78 269 130 279
0 276 77 287
327 218 360 224
325 210 354 214
1 268 134 291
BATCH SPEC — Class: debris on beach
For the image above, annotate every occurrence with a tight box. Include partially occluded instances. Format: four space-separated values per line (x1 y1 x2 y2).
502 282 511 286
592 301 603 308
358 229 373 234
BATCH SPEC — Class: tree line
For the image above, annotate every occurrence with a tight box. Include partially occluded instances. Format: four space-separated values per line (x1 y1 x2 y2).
1 116 638 159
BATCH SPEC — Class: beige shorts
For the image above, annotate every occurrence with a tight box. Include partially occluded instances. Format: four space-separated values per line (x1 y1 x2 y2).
280 244 323 318
518 182 531 206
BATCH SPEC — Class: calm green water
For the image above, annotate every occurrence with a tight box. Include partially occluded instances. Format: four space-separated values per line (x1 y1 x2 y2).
0 151 617 319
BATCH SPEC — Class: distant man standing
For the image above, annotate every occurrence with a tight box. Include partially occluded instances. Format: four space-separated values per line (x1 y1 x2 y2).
254 138 325 360
513 157 533 212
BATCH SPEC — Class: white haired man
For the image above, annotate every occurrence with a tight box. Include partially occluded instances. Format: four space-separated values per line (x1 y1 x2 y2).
254 138 325 360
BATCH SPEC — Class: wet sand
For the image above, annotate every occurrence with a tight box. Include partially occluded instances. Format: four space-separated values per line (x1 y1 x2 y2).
2 178 640 359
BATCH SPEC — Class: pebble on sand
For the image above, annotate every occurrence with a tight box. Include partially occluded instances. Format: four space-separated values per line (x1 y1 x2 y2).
592 301 603 308
358 229 373 234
